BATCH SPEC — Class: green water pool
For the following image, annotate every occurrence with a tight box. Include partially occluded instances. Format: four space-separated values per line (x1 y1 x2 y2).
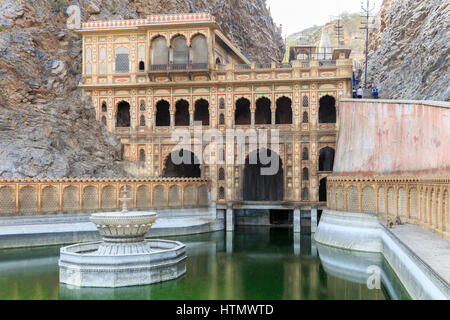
0 227 410 300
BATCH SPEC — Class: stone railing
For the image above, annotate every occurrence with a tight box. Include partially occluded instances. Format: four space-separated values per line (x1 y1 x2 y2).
326 176 450 240
0 178 210 216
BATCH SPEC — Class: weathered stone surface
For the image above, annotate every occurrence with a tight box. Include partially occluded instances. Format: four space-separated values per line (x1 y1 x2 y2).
0 0 283 178
366 0 449 101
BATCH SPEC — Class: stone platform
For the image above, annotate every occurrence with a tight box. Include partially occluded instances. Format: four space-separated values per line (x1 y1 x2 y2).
315 209 450 300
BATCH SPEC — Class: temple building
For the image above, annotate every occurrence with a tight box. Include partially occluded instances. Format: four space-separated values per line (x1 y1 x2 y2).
77 13 353 226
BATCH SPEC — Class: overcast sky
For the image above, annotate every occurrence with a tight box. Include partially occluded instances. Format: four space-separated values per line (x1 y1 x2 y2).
266 0 382 38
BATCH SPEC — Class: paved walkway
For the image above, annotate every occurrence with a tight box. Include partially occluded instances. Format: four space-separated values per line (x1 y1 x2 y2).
389 223 450 285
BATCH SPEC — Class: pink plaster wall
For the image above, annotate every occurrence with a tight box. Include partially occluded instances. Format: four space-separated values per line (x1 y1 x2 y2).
334 100 450 176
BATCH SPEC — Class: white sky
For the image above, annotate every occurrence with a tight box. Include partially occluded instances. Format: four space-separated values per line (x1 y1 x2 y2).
266 0 382 38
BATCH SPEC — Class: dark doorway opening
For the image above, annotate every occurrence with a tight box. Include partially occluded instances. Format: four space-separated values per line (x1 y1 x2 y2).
243 149 284 201
270 210 293 226
275 97 292 124
162 149 201 178
156 100 170 126
319 178 327 202
319 95 336 123
116 101 130 127
175 99 190 126
235 98 251 125
255 97 272 125
194 99 210 126
319 147 335 172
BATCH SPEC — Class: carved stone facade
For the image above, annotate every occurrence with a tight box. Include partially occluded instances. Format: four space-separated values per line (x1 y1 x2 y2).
327 176 450 240
79 14 353 207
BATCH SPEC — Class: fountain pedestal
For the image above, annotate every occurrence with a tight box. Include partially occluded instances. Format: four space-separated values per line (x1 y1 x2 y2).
59 187 187 288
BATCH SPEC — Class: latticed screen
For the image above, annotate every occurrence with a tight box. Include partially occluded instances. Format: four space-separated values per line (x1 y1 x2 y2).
183 185 195 206
115 54 129 72
0 187 15 215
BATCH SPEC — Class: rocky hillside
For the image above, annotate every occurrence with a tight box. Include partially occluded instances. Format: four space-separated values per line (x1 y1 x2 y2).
0 0 284 179
366 0 449 101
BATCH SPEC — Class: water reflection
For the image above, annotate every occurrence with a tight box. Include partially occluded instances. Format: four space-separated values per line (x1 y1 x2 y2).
0 227 410 300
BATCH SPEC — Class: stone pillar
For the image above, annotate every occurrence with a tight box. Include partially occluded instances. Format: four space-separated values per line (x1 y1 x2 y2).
226 205 234 231
293 233 301 255
226 231 233 253
271 111 276 127
311 206 318 233
294 207 301 233
170 113 175 128
251 110 255 127
190 112 194 126
153 114 156 132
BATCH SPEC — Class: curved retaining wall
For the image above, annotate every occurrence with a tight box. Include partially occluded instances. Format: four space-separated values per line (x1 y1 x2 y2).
335 99 450 176
315 210 450 300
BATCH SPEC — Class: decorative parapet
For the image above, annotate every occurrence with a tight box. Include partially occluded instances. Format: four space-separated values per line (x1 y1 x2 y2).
0 178 211 216
326 175 450 240
81 13 215 30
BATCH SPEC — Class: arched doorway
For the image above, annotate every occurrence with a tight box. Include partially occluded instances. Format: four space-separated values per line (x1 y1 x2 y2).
319 178 327 202
175 99 189 126
255 97 272 125
155 100 170 126
275 97 292 124
162 149 201 178
116 101 130 127
243 149 284 201
194 99 210 126
319 147 335 172
235 98 251 125
319 95 336 123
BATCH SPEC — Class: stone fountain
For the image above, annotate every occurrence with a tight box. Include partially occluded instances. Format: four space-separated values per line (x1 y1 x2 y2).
59 186 187 287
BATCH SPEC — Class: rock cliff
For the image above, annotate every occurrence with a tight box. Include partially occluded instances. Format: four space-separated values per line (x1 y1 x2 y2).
0 0 284 178
366 0 449 101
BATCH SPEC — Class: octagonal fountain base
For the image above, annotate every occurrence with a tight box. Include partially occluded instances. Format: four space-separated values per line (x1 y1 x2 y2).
59 207 187 287
59 239 186 288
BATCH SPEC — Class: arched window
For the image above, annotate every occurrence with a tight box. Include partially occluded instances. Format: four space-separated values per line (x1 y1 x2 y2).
235 98 251 125
115 47 129 73
302 168 309 180
302 95 309 107
319 95 337 123
302 111 308 123
172 36 189 65
302 147 309 160
155 100 170 126
175 99 190 126
219 113 225 125
219 97 225 109
255 97 272 125
319 147 335 171
302 187 309 201
139 149 146 162
275 96 292 124
191 34 208 64
101 116 107 126
194 99 210 126
152 36 169 65
218 187 225 200
219 167 225 180
116 101 130 127
101 101 107 113
140 115 146 127
139 61 145 71
140 100 146 111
